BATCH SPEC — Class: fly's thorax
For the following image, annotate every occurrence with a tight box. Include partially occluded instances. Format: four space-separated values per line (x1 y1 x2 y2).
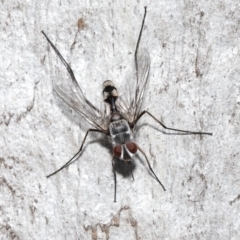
109 118 133 145
113 142 138 161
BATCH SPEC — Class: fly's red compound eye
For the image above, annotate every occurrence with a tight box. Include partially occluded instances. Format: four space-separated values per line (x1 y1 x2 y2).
126 142 138 154
113 145 122 158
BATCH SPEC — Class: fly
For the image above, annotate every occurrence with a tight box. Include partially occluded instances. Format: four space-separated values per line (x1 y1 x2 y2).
42 7 212 202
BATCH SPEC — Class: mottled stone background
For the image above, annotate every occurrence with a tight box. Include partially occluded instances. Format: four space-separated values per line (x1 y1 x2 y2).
1 0 239 239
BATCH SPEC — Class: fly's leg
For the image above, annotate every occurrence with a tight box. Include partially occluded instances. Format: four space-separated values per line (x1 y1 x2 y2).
112 156 117 202
133 9 212 136
42 31 77 83
47 129 104 178
138 146 166 191
131 163 135 181
134 111 213 135
42 31 100 113
124 161 135 181
135 6 147 82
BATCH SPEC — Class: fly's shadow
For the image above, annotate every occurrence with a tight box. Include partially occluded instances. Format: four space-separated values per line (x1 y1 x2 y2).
113 158 136 178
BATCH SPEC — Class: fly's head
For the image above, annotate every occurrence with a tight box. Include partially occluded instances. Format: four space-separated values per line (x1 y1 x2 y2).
113 142 138 162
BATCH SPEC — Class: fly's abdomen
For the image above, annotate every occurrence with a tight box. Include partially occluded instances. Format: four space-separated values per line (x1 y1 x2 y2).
103 80 118 112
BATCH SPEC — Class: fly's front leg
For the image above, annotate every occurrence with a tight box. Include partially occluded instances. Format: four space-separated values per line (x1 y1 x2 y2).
137 146 166 191
47 128 105 178
130 163 135 181
112 156 117 202
134 111 212 135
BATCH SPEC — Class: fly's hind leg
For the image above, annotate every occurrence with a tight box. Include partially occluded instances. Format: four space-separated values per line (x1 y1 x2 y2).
135 7 147 82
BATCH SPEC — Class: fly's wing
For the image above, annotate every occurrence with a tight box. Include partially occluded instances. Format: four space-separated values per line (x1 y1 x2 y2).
117 48 150 124
53 75 109 131
133 48 150 121
42 31 109 131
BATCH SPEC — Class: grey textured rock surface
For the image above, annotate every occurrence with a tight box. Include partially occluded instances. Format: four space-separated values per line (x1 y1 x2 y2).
1 1 239 239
